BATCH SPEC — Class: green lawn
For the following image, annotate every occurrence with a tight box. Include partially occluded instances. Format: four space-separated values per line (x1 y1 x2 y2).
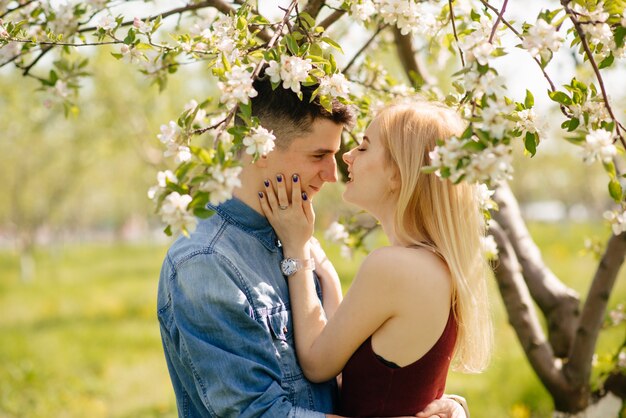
0 222 624 417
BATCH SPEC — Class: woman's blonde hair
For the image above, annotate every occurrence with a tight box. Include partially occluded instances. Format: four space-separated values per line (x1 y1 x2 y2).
376 101 492 372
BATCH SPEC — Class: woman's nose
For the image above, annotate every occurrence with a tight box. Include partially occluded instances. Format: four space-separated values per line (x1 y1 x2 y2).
342 150 353 165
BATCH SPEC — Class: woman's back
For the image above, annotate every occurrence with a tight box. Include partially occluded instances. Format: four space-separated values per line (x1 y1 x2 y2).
338 246 456 416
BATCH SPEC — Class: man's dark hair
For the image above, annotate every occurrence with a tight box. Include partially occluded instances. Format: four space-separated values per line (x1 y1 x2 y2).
247 71 355 149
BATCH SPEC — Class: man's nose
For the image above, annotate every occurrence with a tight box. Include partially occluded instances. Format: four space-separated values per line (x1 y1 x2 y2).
321 156 338 183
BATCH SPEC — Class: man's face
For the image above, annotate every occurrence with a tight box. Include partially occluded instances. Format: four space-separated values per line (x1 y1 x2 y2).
263 118 344 199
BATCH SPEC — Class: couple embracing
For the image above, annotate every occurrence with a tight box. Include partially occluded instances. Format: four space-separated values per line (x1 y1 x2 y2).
157 72 492 417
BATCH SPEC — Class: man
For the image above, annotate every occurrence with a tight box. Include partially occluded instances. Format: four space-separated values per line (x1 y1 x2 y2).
157 75 468 417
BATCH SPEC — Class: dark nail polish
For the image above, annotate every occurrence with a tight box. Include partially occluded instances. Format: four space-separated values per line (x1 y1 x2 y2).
292 174 298 183
264 180 270 187
277 174 282 182
258 192 264 198
302 192 307 201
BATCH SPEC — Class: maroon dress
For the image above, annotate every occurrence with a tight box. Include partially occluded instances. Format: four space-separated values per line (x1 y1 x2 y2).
338 312 457 417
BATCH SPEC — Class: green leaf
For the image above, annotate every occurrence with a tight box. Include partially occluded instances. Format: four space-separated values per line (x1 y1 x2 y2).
298 12 316 29
604 161 617 178
321 37 343 53
285 35 298 55
524 132 537 156
609 179 622 203
163 225 172 236
524 89 534 108
194 207 215 218
548 90 572 106
568 118 580 132
598 53 614 69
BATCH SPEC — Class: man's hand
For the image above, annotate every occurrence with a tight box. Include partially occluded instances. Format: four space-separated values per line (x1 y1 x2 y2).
415 396 467 418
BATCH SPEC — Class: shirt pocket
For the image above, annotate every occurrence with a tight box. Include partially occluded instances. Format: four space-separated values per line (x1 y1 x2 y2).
266 309 292 342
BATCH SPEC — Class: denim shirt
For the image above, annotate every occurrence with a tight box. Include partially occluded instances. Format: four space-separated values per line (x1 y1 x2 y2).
157 197 337 417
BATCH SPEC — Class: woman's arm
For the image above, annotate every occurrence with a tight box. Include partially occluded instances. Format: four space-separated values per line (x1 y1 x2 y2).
259 175 400 382
309 237 343 319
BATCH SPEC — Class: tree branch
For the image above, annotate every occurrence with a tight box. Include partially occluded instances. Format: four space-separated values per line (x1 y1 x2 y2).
393 27 433 88
342 25 384 74
565 231 626 387
318 9 346 30
447 0 465 67
493 183 580 357
302 0 326 20
489 221 571 396
76 0 271 42
488 0 508 43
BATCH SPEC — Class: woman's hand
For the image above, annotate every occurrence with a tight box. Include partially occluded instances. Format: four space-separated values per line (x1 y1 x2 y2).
259 173 314 255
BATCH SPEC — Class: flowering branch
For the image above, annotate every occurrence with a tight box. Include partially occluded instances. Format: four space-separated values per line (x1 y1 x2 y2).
192 0 299 139
562 2 626 149
0 0 38 20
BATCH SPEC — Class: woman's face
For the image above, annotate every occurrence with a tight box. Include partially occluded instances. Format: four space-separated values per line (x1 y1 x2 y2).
342 116 398 215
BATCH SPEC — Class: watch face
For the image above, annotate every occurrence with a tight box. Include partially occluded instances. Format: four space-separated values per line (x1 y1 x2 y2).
281 258 298 276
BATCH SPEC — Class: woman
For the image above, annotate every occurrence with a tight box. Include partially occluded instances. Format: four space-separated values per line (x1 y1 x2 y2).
258 101 492 417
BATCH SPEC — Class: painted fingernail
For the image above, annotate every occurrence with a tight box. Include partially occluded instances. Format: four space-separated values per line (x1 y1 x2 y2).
292 174 299 183
302 192 308 201
264 179 270 187
258 192 264 198
277 174 283 182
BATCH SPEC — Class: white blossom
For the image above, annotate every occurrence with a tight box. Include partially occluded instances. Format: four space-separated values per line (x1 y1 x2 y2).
266 55 313 94
609 304 624 325
319 73 351 99
54 80 71 99
350 0 377 22
160 192 197 234
466 143 514 184
481 235 499 260
619 352 626 368
0 20 8 39
148 170 177 200
340 244 353 259
516 108 541 136
199 165 243 205
522 18 565 61
458 17 497 66
477 183 496 212
96 14 117 31
582 129 616 165
157 121 181 145
265 60 282 84
243 126 276 156
173 145 192 164
325 222 350 243
0 41 21 62
604 207 626 235
478 102 516 140
120 44 143 64
133 17 151 33
574 2 613 57
218 65 258 106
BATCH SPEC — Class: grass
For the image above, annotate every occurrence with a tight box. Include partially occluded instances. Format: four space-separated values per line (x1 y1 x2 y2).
0 222 625 417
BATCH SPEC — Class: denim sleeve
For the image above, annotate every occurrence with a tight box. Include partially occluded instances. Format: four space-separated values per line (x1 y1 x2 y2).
168 252 326 418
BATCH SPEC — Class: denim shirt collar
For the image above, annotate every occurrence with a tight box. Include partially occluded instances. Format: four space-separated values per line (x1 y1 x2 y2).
210 197 280 252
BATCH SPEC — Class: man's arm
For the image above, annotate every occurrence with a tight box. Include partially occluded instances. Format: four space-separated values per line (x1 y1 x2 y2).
325 396 468 418
161 252 324 418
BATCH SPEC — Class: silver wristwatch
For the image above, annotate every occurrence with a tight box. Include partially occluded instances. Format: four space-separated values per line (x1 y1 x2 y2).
280 258 315 276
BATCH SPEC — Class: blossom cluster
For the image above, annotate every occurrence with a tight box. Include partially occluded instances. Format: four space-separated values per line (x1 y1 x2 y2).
218 65 258 106
522 18 565 62
582 129 616 165
199 165 243 206
603 205 626 236
348 0 440 36
265 55 313 94
429 137 514 186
